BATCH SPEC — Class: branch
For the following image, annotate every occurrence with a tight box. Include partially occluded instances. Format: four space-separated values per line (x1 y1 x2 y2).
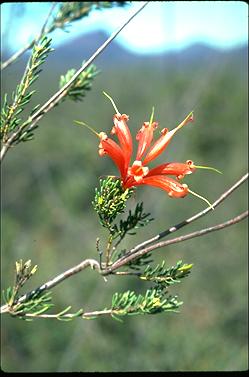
0 2 149 162
1 3 57 70
1 172 247 315
1 210 247 314
115 172 249 264
9 308 113 320
0 259 100 314
109 210 248 272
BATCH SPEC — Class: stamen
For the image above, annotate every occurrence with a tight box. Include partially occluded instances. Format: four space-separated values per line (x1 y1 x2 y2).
193 165 223 174
103 91 120 115
188 188 215 210
149 106 155 126
74 120 99 137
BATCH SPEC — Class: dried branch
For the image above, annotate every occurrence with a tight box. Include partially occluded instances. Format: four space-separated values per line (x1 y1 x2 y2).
0 2 149 162
115 172 249 264
109 210 248 272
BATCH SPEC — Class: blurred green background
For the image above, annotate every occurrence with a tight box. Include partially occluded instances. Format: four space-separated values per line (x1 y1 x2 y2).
1 5 248 373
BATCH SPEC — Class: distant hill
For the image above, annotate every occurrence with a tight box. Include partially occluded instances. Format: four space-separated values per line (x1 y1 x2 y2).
2 30 248 73
48 31 248 70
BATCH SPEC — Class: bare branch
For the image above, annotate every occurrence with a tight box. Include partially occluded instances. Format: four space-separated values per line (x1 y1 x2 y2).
115 172 249 264
109 211 248 272
0 2 149 162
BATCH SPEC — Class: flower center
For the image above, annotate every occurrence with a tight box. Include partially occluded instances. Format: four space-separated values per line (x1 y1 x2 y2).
128 161 149 182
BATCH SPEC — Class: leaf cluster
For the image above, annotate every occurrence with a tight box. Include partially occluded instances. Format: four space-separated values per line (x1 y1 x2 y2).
113 202 154 239
111 288 182 319
50 2 129 32
59 63 99 102
5 290 54 321
2 259 85 321
2 259 37 307
140 260 193 287
2 260 53 320
93 177 154 266
110 260 193 320
111 203 154 265
1 36 53 143
120 251 153 270
2 259 50 320
92 177 134 229
93 177 153 237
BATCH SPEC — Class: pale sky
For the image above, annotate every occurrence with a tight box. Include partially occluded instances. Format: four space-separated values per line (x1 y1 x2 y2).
1 1 248 54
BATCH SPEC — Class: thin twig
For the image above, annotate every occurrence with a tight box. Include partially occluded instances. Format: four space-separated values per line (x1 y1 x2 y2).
9 307 117 320
1 3 57 70
0 2 149 162
115 172 249 264
12 309 113 320
109 211 248 272
39 3 57 37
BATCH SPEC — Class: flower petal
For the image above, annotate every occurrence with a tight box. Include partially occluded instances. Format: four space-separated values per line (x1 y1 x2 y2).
136 121 158 160
143 112 194 165
140 175 189 198
112 114 132 173
99 132 126 180
147 160 196 179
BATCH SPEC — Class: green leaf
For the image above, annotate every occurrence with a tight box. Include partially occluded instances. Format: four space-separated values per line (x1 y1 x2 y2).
59 62 99 102
92 177 134 229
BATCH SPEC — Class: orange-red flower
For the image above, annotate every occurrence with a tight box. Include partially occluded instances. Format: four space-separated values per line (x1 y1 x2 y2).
98 110 195 198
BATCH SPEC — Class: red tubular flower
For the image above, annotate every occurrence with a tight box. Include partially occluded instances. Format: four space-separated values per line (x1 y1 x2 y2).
98 132 127 180
142 112 194 165
146 160 196 180
76 95 216 204
98 105 197 198
140 175 189 198
136 121 158 160
111 114 133 175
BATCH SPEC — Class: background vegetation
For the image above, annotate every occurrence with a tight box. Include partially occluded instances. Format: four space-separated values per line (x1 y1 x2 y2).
1 4 248 372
